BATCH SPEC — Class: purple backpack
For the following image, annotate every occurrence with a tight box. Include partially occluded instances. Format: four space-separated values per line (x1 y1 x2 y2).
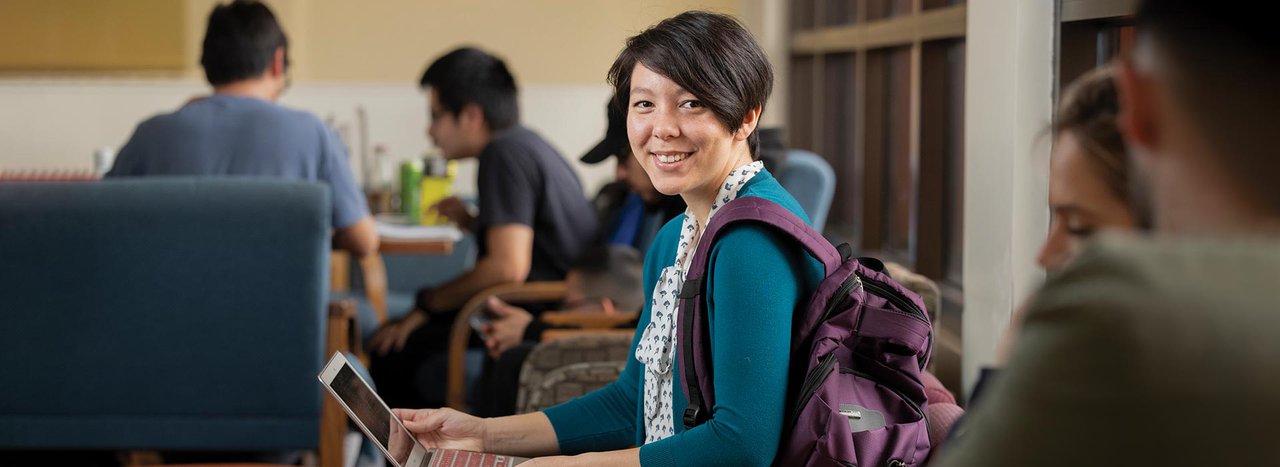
677 197 933 466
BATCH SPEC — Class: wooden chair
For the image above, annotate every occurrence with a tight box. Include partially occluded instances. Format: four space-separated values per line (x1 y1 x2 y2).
330 251 389 362
445 281 569 410
331 233 470 360
540 310 639 331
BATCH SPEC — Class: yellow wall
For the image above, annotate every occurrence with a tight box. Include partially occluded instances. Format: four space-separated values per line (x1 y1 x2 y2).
180 0 740 85
0 0 185 70
2 0 739 82
296 0 739 84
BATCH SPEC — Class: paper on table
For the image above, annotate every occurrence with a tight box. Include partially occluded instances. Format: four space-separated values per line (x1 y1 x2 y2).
376 222 464 242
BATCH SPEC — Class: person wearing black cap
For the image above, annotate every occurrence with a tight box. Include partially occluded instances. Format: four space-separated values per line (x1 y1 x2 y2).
582 98 686 253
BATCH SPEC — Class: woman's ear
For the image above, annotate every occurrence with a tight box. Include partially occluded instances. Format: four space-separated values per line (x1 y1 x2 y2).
735 106 762 142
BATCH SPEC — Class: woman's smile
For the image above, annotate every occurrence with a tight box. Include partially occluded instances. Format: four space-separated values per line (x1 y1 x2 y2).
652 150 693 168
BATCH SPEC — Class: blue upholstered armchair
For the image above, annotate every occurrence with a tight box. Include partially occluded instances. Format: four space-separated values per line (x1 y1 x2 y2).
0 178 345 466
777 149 837 232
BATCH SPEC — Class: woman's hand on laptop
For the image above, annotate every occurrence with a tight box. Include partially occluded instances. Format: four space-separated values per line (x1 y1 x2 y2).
394 407 486 452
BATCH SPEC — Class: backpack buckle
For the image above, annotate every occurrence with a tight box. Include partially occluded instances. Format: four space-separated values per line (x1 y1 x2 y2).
678 276 704 299
683 404 702 428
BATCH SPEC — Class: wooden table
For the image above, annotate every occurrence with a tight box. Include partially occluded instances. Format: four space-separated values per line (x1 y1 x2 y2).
378 236 454 254
331 224 463 324
373 221 462 255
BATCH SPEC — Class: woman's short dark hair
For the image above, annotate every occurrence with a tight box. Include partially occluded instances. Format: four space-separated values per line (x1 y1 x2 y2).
1053 66 1128 202
607 11 773 156
420 47 520 131
200 0 289 86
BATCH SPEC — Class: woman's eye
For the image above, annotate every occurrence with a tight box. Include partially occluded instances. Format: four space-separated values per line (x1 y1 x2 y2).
633 101 654 109
680 100 702 109
1066 224 1096 238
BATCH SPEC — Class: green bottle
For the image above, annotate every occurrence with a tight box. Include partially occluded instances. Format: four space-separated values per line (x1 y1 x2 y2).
400 159 423 224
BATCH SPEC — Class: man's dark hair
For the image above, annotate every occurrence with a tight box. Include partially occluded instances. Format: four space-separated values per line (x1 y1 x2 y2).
420 47 520 131
1135 0 1280 213
200 0 288 86
570 245 644 313
607 11 774 157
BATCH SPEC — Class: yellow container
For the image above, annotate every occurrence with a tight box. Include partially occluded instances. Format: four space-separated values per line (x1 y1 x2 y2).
418 159 456 225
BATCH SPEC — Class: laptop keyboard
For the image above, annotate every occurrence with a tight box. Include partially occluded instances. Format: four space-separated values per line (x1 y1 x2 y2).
426 448 521 467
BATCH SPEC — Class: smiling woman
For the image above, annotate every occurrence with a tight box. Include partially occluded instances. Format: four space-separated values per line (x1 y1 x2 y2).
607 11 774 223
390 10 826 467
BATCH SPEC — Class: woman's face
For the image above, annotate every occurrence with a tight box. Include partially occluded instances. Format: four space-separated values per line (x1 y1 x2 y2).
1037 132 1137 270
626 64 752 207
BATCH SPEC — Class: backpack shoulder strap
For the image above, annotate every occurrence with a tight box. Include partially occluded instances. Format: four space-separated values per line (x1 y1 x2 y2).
677 196 839 428
690 197 841 278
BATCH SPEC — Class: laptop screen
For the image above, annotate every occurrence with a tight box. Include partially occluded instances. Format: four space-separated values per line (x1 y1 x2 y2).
327 364 418 465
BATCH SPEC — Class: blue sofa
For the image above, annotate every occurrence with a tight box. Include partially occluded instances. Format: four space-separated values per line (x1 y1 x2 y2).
0 178 341 463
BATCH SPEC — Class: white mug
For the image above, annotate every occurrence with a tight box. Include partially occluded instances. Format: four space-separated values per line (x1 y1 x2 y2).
93 147 115 175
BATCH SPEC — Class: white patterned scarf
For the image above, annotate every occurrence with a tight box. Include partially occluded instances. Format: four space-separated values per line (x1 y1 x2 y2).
635 160 764 443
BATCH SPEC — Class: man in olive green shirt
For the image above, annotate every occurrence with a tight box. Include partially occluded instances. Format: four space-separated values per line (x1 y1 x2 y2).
936 1 1280 465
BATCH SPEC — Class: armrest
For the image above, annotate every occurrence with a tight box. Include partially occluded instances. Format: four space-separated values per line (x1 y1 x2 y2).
330 250 389 325
321 300 357 467
445 281 568 410
331 250 389 325
358 254 389 325
540 311 639 330
540 328 636 343
330 251 351 293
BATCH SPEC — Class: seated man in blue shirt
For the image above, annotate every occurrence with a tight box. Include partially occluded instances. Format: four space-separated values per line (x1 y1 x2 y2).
107 0 377 257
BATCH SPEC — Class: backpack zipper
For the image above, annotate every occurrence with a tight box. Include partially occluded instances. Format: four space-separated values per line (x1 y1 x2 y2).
791 352 838 427
840 367 930 434
861 276 932 370
789 358 932 445
820 274 863 323
789 274 859 429
861 277 927 324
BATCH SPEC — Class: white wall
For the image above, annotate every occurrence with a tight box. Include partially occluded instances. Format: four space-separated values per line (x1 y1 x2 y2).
0 79 615 198
961 0 1055 394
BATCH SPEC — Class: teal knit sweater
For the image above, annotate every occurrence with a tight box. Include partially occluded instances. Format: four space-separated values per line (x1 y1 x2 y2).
543 170 825 466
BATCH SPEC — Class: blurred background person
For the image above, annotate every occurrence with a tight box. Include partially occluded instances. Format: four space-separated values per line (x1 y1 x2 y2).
469 244 644 417
936 0 1280 464
369 47 597 410
580 97 686 253
1036 66 1145 271
952 66 1144 452
105 0 377 258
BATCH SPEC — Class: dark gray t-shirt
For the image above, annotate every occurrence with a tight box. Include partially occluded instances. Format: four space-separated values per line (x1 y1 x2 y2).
476 126 597 282
106 94 367 228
